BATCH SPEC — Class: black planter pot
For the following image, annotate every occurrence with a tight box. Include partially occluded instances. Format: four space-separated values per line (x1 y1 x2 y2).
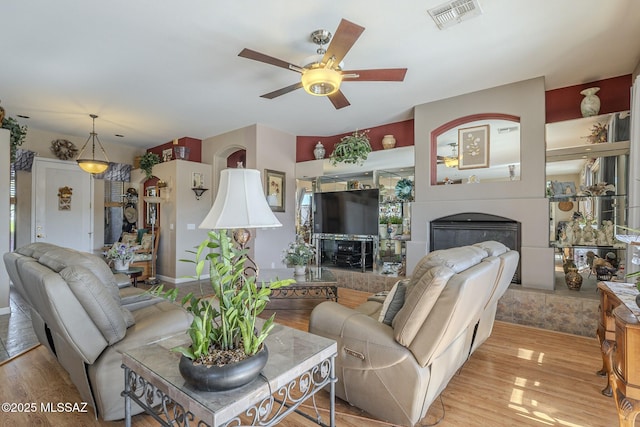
178 345 268 392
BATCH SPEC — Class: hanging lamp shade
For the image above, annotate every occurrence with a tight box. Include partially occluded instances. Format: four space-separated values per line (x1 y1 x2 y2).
199 168 282 230
76 114 110 174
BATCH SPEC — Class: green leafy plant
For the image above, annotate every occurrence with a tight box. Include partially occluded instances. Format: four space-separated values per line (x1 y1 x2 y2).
150 230 294 364
329 129 371 166
388 215 404 225
1 116 28 163
139 152 160 179
379 215 389 224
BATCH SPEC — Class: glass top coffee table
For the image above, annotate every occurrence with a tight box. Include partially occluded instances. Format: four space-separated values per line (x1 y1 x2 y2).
122 322 337 427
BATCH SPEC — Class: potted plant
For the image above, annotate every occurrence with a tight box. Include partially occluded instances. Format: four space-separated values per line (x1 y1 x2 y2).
282 237 316 275
151 230 294 391
139 152 160 179
329 129 371 166
1 116 28 163
388 215 403 237
106 243 136 271
379 215 389 239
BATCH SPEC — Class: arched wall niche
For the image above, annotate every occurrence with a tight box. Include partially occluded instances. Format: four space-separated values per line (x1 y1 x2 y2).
430 113 521 186
211 145 248 196
227 149 246 168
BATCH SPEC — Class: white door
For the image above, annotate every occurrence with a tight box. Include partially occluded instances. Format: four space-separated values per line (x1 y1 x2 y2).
32 158 93 251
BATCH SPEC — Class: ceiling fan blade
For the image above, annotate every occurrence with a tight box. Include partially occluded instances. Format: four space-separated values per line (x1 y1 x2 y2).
328 90 350 109
238 48 301 73
260 82 303 99
322 19 365 65
342 68 408 81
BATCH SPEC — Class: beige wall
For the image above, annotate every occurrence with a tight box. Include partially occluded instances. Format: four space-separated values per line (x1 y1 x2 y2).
15 126 145 250
410 77 554 289
147 160 213 282
201 124 297 270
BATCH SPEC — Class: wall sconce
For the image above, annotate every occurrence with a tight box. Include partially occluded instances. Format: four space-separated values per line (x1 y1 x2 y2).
192 187 209 200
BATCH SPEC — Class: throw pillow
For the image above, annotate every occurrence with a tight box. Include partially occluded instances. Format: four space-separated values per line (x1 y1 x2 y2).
140 233 154 251
378 280 409 326
121 232 137 246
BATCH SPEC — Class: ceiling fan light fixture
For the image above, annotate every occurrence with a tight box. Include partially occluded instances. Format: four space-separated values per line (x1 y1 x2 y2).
301 67 342 96
76 114 110 174
444 156 459 168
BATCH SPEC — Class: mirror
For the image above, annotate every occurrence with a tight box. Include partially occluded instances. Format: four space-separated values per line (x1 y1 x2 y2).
431 114 521 185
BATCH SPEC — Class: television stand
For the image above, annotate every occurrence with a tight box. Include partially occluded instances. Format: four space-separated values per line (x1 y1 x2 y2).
313 233 378 273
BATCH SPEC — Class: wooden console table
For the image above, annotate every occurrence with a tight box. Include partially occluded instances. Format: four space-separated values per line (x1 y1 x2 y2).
597 281 640 426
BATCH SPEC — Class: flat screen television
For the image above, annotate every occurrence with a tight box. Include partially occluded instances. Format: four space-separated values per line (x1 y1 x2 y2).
313 189 379 236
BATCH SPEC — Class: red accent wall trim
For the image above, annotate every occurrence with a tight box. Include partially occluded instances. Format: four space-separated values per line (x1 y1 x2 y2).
147 137 202 163
545 75 631 123
296 119 414 162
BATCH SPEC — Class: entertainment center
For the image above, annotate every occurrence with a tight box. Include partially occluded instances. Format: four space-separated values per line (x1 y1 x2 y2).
297 159 414 275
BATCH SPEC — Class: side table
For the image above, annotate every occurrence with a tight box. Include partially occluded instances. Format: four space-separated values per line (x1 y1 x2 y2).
112 266 144 287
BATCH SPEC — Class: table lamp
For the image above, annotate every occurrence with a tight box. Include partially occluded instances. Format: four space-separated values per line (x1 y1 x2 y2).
199 168 282 274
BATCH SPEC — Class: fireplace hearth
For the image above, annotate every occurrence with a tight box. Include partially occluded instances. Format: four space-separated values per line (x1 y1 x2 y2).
430 212 521 283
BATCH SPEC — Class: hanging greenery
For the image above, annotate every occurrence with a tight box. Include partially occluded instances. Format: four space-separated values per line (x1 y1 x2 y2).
139 152 160 179
1 116 28 163
329 129 371 166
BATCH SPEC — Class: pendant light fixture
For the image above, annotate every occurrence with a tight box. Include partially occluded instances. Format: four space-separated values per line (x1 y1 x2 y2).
76 114 110 174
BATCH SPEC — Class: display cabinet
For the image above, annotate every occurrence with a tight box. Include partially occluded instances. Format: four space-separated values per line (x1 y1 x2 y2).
546 111 630 279
376 168 413 275
303 166 414 275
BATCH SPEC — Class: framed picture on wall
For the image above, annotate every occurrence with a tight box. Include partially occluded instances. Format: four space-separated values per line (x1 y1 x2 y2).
192 172 205 188
265 169 285 212
458 124 490 170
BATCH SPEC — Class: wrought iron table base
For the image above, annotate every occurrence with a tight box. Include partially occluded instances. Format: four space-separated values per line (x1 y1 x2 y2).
122 356 336 427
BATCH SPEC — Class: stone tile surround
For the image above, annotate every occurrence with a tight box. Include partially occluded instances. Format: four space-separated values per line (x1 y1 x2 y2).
328 267 601 337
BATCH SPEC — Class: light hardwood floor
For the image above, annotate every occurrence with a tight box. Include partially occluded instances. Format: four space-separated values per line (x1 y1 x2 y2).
0 288 624 426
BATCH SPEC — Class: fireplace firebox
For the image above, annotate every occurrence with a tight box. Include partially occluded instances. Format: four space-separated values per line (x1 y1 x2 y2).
430 212 521 283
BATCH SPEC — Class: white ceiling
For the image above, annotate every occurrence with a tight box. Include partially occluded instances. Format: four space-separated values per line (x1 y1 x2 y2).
2 0 640 149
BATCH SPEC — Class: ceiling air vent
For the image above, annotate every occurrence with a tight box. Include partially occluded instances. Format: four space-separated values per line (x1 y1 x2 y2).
428 0 483 30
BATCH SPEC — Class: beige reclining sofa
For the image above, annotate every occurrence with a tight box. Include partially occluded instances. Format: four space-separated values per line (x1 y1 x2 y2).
309 241 519 426
3 242 191 421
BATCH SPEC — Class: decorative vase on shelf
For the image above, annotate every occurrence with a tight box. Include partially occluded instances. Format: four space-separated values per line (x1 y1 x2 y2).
382 135 397 150
294 265 306 276
313 142 326 160
113 260 130 271
580 87 601 117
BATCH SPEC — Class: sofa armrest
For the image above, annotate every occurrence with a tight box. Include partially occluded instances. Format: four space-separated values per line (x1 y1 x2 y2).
113 273 132 289
310 301 413 369
119 287 164 310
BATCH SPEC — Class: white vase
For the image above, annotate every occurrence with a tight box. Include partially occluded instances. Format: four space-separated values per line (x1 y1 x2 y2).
382 135 396 149
580 87 601 117
114 259 130 271
294 265 306 276
313 142 326 159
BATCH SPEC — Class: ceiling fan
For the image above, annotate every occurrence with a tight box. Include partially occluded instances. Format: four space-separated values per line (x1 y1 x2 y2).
238 18 407 109
437 143 459 168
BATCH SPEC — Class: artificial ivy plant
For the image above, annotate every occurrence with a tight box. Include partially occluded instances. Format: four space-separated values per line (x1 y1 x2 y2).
329 129 371 166
139 152 160 179
1 116 28 163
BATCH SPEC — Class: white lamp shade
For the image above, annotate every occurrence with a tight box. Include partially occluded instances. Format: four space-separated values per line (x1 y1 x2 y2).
199 168 282 229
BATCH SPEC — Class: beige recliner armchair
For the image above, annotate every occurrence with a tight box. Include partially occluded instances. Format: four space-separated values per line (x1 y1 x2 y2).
309 242 517 426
